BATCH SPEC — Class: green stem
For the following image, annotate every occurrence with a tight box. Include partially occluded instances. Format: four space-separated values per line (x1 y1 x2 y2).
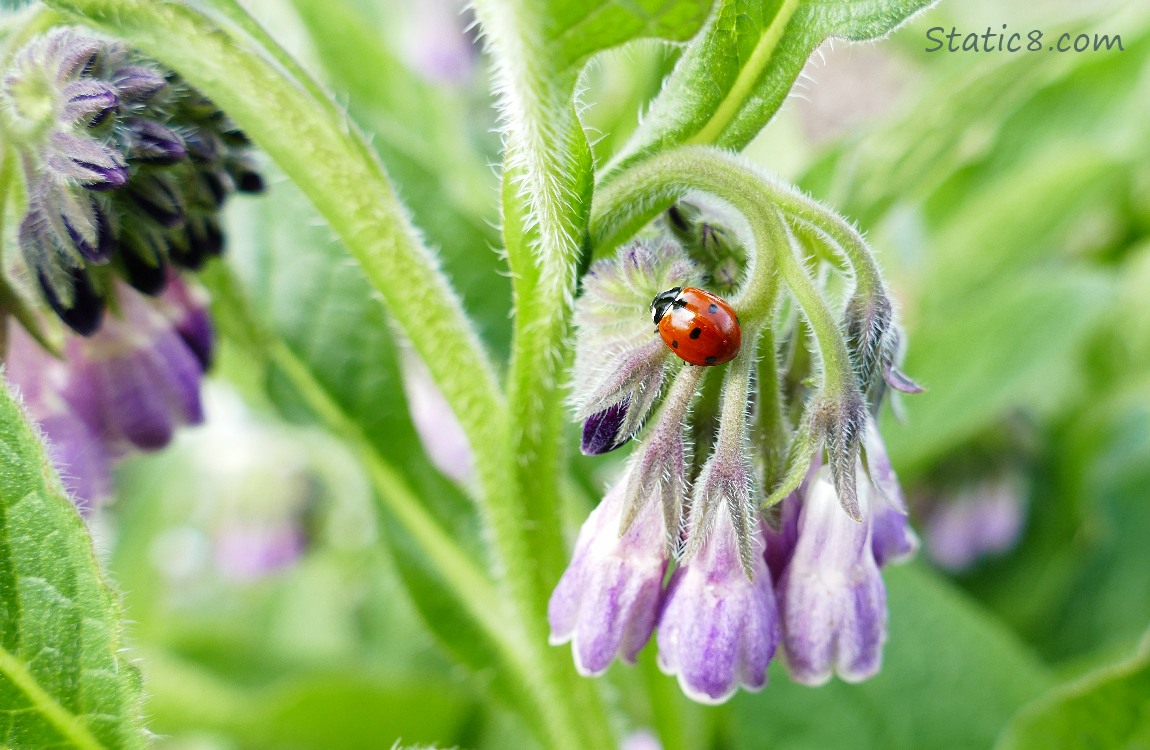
591 147 856 397
47 0 509 498
471 0 612 746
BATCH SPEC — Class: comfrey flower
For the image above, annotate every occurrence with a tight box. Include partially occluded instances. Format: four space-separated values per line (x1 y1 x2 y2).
1 28 262 335
570 240 699 455
552 189 922 703
4 276 213 511
0 28 262 511
923 474 1026 572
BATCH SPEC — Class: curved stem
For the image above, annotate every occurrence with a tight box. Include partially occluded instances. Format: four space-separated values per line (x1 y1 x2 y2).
590 146 855 397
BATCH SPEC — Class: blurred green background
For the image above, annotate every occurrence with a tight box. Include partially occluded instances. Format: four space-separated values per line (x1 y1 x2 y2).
99 0 1150 747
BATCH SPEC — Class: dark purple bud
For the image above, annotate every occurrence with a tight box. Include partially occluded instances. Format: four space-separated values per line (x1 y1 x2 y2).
122 117 187 165
226 160 265 194
120 227 170 296
62 198 116 262
37 266 104 336
63 81 120 128
236 169 264 194
187 215 224 258
198 169 231 209
581 398 630 455
162 276 214 370
181 126 222 163
112 65 168 102
80 164 129 192
127 171 186 227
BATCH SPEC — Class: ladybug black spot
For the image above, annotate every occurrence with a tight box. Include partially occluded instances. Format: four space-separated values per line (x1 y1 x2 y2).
708 303 718 313
705 356 717 365
689 327 702 339
672 340 679 349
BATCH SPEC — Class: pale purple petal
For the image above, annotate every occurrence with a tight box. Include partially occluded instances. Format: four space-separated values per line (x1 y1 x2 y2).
549 476 668 675
925 478 1026 572
657 504 779 704
778 468 887 685
400 351 475 484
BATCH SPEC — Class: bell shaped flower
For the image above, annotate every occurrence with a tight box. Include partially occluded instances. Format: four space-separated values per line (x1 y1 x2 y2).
4 323 115 512
657 500 780 703
776 466 887 685
571 240 699 454
862 422 919 567
548 470 670 675
925 475 1025 572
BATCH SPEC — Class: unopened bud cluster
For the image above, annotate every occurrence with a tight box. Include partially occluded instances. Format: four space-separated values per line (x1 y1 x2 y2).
1 28 263 512
1 28 262 335
552 204 921 703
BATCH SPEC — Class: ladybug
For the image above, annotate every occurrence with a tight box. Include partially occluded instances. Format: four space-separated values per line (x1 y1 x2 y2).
651 286 741 366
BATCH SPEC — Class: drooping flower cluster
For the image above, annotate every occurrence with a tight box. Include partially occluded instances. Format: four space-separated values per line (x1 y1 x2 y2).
0 28 262 511
1 28 261 335
551 207 920 703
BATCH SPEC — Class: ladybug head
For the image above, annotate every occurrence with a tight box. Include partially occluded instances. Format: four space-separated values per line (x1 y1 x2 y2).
650 287 682 325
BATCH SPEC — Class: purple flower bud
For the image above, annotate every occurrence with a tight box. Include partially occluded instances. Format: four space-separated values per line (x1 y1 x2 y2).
119 225 170 296
777 467 887 685
155 275 214 371
51 33 102 81
112 65 168 103
48 132 128 191
230 164 265 194
549 473 669 675
34 263 105 337
189 215 224 256
127 170 186 227
656 503 780 704
581 397 630 455
925 477 1026 572
62 80 119 128
216 523 307 581
121 116 186 165
33 179 117 264
863 424 919 567
400 351 474 484
570 240 700 446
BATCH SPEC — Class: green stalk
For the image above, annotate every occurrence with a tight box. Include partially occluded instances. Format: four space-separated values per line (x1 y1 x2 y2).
472 0 612 745
591 147 853 393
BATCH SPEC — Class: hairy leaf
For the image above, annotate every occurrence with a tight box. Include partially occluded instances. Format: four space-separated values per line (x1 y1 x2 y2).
996 634 1150 750
608 0 937 174
731 564 1053 750
0 380 145 749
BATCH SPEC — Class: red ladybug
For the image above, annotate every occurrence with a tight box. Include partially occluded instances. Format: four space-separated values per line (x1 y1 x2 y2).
651 286 741 366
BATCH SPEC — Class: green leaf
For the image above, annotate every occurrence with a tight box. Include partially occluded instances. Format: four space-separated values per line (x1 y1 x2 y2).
608 0 938 173
0 381 145 749
995 634 1150 750
731 564 1053 750
542 0 714 72
141 651 474 750
880 271 1113 477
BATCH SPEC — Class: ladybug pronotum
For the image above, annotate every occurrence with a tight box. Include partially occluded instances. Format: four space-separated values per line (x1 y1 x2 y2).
650 286 742 366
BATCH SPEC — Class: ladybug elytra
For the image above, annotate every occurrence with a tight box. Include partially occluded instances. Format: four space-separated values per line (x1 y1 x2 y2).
651 286 741 366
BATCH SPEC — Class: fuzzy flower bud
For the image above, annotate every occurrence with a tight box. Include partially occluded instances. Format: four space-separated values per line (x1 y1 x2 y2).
571 240 699 454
